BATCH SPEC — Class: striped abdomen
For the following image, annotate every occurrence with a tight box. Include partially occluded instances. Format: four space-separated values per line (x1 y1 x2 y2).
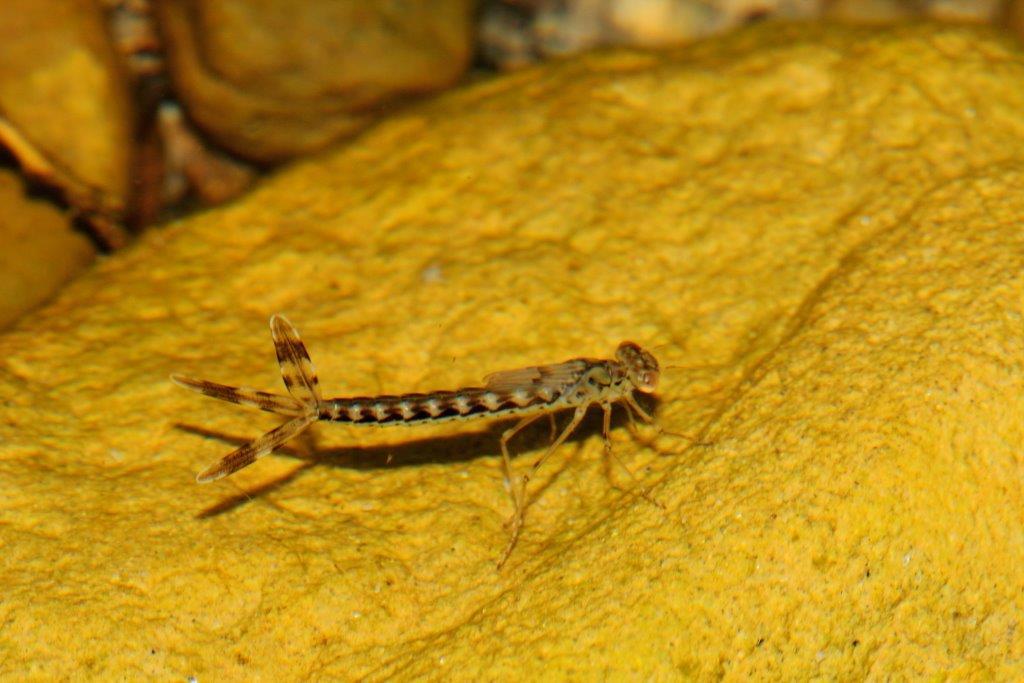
318 386 566 425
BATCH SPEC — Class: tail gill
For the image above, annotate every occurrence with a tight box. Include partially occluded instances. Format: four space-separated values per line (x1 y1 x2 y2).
172 315 323 482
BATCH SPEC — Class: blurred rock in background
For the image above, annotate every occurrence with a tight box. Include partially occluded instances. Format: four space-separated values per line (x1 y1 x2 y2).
0 0 1018 329
477 0 1004 69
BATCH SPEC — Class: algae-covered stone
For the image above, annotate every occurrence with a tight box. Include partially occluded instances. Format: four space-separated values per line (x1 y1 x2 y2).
2 22 1024 680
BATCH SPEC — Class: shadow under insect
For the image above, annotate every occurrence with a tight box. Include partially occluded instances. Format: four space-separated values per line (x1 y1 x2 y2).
177 392 667 521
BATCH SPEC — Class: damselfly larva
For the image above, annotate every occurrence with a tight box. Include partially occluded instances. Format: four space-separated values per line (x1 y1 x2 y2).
172 315 664 567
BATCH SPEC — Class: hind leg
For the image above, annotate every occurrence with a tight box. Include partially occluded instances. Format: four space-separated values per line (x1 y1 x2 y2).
497 415 545 564
497 406 587 568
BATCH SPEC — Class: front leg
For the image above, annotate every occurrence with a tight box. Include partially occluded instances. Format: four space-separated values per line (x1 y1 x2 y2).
602 402 664 510
625 393 700 446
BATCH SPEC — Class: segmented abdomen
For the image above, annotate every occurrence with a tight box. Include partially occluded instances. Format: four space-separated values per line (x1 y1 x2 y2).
319 386 565 425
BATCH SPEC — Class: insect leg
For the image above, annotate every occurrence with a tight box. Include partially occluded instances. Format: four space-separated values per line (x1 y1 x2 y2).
500 414 545 513
497 406 587 568
601 403 664 510
601 402 615 460
625 393 699 445
625 393 654 423
523 406 588 490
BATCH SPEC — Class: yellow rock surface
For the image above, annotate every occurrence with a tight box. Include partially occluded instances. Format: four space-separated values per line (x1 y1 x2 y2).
0 168 94 329
0 0 132 216
157 0 475 162
3 23 1024 679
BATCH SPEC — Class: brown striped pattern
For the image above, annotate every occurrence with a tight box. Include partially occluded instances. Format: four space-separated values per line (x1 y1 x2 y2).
172 312 665 533
170 375 305 416
320 386 565 425
196 415 316 483
271 315 321 405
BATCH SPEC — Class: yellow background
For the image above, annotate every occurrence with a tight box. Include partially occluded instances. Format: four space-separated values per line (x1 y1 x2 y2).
3 23 1024 680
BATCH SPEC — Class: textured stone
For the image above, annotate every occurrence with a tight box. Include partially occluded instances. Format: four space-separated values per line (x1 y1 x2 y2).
0 169 94 329
0 0 132 221
157 0 475 162
2 23 1024 680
